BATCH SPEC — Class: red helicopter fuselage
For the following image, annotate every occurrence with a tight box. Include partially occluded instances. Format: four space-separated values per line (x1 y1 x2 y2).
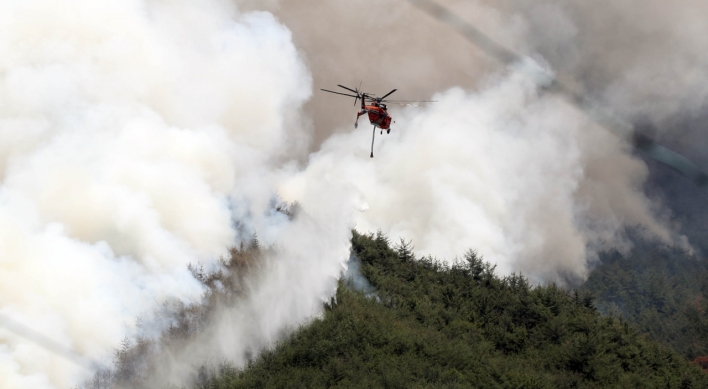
359 100 392 130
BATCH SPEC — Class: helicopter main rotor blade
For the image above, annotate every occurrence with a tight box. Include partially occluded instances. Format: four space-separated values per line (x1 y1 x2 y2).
380 89 397 100
338 84 360 94
321 89 359 98
354 81 363 106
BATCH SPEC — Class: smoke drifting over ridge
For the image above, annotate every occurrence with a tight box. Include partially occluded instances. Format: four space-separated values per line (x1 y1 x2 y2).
0 0 706 387
268 0 703 277
0 1 352 387
287 72 677 282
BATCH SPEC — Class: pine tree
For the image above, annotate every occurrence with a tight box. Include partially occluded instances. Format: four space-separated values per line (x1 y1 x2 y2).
395 238 414 262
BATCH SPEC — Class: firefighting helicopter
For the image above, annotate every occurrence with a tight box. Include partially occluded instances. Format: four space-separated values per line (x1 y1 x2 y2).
321 84 436 158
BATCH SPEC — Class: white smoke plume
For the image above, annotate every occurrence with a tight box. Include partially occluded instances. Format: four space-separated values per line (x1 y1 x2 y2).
0 0 352 388
257 0 700 281
288 69 677 283
506 0 708 123
0 0 702 387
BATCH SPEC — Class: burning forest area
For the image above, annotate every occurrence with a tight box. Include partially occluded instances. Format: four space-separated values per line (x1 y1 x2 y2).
0 0 707 388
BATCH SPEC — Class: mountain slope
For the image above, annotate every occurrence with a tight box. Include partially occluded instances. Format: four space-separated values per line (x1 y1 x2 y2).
201 231 707 388
582 239 708 363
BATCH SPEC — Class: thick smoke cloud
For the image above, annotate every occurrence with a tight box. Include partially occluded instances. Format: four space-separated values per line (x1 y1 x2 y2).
287 70 678 283
255 0 697 278
247 0 708 142
507 0 708 124
1 0 705 387
0 1 351 387
256 0 703 276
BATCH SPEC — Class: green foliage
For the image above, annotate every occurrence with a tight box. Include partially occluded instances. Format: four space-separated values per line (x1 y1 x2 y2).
581 241 708 361
202 231 707 389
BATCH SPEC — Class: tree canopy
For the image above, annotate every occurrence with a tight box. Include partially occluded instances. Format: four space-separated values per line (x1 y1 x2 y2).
202 231 707 388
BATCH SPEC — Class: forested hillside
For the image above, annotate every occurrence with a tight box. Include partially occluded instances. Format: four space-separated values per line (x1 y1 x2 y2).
582 240 708 366
201 232 707 388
